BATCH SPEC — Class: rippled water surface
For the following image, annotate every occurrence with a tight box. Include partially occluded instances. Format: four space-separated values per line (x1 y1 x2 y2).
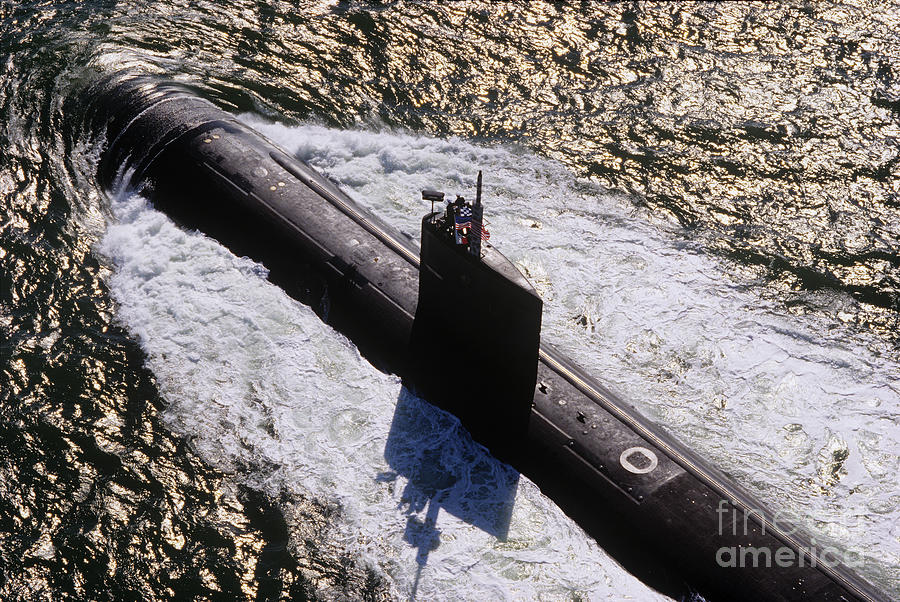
2 1 899 600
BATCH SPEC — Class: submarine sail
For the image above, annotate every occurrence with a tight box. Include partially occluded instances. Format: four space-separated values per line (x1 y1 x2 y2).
411 174 542 458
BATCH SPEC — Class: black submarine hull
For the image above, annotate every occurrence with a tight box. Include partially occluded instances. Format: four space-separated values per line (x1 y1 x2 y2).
84 73 886 602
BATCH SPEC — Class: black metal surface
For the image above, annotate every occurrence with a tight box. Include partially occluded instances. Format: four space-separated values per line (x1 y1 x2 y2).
89 74 887 602
411 215 542 458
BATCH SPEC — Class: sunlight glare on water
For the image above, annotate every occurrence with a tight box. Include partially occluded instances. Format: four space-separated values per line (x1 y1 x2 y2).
3 1 899 598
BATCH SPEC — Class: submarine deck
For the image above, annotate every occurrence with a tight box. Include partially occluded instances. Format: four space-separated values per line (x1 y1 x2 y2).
88 74 885 602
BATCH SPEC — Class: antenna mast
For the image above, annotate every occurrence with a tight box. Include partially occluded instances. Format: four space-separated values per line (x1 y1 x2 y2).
475 170 482 206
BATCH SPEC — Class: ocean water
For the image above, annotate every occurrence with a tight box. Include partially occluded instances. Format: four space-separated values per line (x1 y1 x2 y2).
2 2 898 599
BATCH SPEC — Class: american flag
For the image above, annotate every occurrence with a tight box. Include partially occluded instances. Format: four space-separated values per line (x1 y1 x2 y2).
455 206 490 241
473 220 491 241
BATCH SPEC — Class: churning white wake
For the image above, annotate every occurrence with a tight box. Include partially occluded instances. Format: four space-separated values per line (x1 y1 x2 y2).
98 193 670 599
98 113 899 598
246 116 900 595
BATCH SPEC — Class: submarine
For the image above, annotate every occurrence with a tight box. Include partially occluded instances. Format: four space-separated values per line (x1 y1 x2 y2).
82 72 887 602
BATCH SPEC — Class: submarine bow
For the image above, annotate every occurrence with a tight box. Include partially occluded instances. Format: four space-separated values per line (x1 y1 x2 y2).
86 72 888 602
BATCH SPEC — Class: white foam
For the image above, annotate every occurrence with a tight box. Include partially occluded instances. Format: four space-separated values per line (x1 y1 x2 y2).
244 116 899 594
98 192 671 600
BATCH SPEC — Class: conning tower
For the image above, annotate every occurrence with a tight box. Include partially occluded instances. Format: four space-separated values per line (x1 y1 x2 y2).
411 173 543 457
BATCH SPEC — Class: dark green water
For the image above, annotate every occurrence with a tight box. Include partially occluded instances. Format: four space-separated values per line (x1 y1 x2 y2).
2 2 898 600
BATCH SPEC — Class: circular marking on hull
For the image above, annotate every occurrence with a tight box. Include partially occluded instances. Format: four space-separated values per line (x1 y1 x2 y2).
620 447 658 474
